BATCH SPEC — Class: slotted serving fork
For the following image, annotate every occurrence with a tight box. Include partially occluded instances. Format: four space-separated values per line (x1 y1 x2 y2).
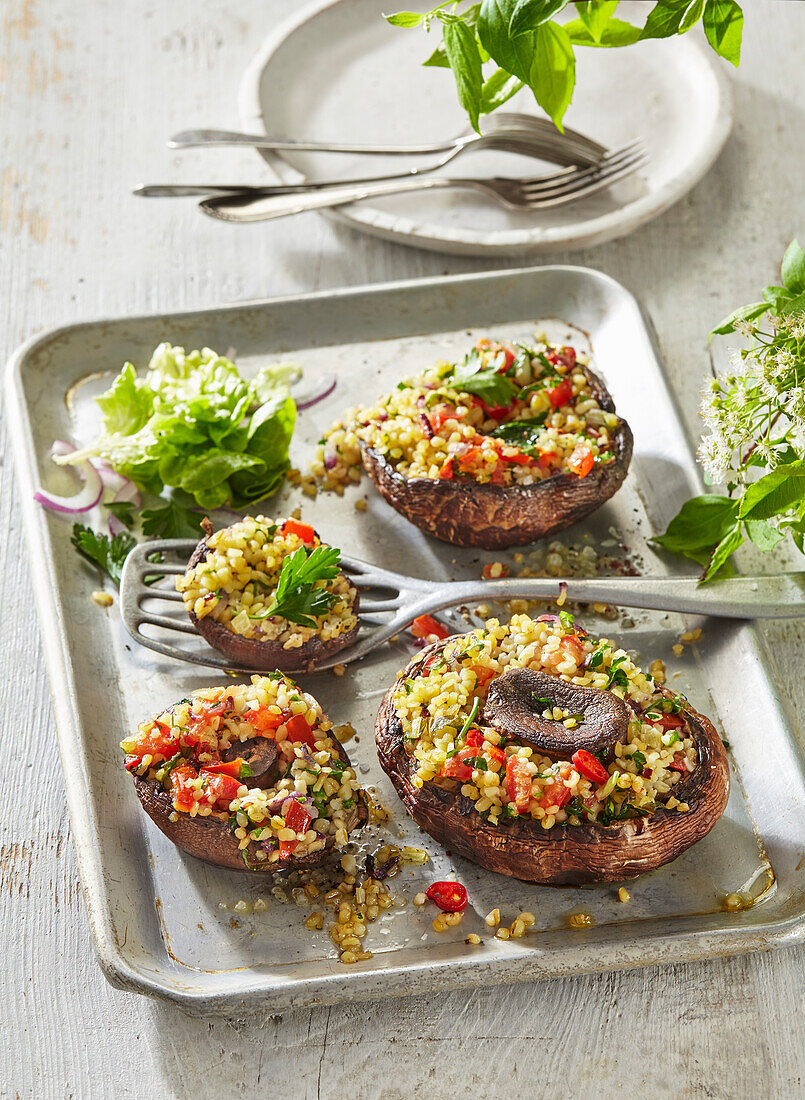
120 539 805 675
196 140 646 223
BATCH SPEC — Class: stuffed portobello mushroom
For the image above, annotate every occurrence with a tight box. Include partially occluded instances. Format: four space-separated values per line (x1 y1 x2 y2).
314 338 632 548
176 515 359 672
375 614 729 884
122 673 367 872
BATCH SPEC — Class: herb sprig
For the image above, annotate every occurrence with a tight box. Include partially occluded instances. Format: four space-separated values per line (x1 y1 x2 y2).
443 348 519 407
71 523 136 587
386 1 743 133
653 240 805 580
249 545 341 628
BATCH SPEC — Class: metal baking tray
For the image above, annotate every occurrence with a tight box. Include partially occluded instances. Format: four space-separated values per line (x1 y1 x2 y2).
8 266 805 1014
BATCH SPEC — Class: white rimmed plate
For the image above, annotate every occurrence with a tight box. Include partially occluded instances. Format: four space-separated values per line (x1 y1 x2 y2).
239 0 733 256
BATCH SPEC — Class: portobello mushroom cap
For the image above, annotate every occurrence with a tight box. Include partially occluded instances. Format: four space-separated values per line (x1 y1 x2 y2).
359 365 633 549
483 667 631 759
133 730 367 873
184 527 360 674
375 640 730 885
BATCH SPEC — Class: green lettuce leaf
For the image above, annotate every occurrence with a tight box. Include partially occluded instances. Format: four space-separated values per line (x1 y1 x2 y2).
55 344 298 510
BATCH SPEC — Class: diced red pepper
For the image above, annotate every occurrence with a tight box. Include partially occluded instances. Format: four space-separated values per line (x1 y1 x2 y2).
245 705 285 733
498 346 516 370
438 457 455 479
430 404 458 430
200 770 242 808
572 749 609 786
538 774 572 813
281 519 316 544
545 346 577 370
170 765 199 814
425 880 468 912
668 755 689 773
203 757 247 780
473 665 496 692
284 713 317 747
537 448 559 470
547 378 573 409
653 712 684 730
485 745 507 771
411 614 450 640
506 755 532 813
129 721 180 766
278 798 313 859
440 754 474 781
465 728 483 750
560 634 586 665
568 443 594 478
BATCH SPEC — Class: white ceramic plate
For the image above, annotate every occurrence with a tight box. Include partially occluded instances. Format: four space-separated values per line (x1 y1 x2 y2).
239 0 733 256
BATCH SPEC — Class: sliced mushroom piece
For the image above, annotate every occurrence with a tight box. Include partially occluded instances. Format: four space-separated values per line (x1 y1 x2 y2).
375 639 730 885
360 365 633 549
221 736 279 788
184 522 360 674
483 667 630 759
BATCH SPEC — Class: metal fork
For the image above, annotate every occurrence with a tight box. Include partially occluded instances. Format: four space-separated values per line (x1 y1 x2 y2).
120 539 805 675
167 112 607 167
136 118 608 200
195 140 646 223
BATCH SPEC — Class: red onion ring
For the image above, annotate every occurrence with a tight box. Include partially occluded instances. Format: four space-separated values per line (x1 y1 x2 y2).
35 445 103 515
294 374 337 410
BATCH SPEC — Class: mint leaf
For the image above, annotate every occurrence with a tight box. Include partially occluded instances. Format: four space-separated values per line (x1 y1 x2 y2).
529 22 575 130
737 463 805 521
573 0 617 42
744 518 784 552
781 239 805 295
564 16 640 46
782 291 805 317
709 301 768 338
480 67 524 112
702 522 743 581
640 0 706 39
703 0 743 66
384 11 427 27
509 0 568 38
442 17 484 132
651 495 738 559
479 0 538 84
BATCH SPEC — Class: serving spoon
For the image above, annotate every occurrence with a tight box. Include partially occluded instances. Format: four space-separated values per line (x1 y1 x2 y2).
120 539 805 675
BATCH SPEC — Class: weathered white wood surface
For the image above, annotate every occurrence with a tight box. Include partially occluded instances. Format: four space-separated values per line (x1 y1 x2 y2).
2 1 805 1096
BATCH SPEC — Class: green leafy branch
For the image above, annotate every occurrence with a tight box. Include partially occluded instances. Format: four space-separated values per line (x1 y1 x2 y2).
386 0 743 132
652 240 805 581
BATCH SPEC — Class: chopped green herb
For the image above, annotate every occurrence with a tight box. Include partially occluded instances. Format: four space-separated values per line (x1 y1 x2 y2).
443 348 519 407
248 545 341 628
458 697 481 739
559 610 575 632
71 523 135 587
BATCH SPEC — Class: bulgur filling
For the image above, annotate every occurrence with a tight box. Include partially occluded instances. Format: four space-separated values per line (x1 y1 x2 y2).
312 337 621 492
176 516 357 649
121 674 363 866
394 614 698 829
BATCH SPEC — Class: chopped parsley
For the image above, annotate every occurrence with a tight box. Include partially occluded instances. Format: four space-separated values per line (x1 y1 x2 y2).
71 523 135 587
248 544 341 627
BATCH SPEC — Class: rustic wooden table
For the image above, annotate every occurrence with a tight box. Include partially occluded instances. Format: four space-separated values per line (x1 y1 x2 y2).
2 1 804 1095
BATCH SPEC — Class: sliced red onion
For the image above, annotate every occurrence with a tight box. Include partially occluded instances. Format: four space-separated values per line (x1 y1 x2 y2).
419 412 434 440
537 614 561 623
294 373 336 410
92 458 129 494
35 451 103 515
625 697 643 715
558 581 568 600
323 446 338 470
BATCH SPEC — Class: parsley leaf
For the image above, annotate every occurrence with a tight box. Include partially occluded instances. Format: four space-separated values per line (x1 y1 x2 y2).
249 545 341 628
141 498 204 539
106 500 136 529
71 523 136 587
443 349 519 408
489 411 549 450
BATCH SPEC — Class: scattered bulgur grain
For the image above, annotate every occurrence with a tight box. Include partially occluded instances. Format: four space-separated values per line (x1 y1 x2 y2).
568 912 594 929
672 643 684 656
305 912 324 930
484 908 501 927
413 892 427 906
332 664 347 677
495 927 510 940
724 893 744 911
465 933 482 945
354 499 367 512
618 887 631 903
92 590 113 607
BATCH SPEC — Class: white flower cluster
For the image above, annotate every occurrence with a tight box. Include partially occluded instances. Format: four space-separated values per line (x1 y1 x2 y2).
698 313 805 485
